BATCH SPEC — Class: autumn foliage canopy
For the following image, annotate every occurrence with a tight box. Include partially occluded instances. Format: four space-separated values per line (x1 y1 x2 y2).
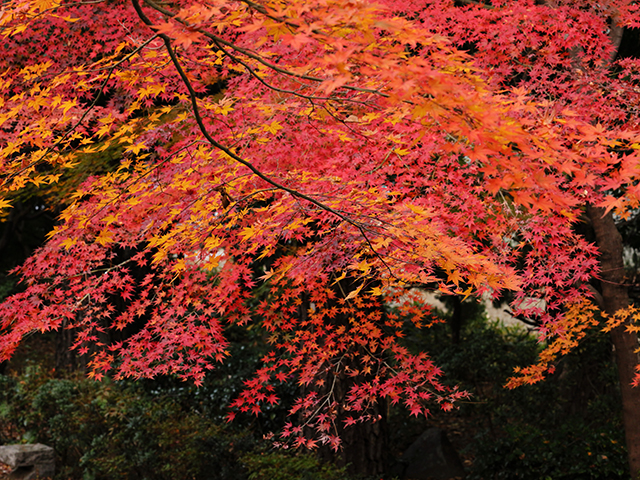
0 0 639 449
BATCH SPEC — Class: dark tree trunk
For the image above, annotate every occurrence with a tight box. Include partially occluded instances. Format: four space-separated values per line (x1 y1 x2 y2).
300 279 388 477
449 295 462 345
587 205 640 478
315 372 388 477
338 413 387 476
55 321 80 373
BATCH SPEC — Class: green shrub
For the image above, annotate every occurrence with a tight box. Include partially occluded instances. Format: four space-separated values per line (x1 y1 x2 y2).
241 451 352 480
0 367 256 480
469 422 627 480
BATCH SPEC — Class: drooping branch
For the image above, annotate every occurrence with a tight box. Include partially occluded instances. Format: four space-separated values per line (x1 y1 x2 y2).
142 0 391 98
130 0 398 280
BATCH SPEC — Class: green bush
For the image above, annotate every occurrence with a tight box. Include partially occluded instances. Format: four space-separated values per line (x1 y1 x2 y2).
469 422 627 480
241 450 352 480
0 366 356 480
0 367 256 480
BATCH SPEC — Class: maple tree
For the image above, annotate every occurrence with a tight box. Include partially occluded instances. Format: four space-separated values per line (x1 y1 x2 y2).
0 0 640 475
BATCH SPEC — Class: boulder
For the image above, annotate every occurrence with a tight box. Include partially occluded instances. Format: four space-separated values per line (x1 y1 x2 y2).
0 444 55 480
399 428 465 480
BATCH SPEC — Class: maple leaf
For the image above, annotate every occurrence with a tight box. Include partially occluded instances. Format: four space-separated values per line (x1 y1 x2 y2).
0 198 13 213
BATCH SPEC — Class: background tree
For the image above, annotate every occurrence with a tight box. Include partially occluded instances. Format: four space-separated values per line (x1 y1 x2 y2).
425 2 640 474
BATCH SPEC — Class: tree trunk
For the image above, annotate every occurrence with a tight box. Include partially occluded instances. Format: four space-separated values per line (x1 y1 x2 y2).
587 205 640 478
55 321 80 373
301 279 388 477
315 372 388 477
449 295 463 345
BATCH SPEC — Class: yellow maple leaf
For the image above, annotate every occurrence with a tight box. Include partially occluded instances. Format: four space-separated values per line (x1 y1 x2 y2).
263 121 283 135
60 237 77 249
239 225 256 241
0 198 12 211
60 99 77 115
125 142 147 155
95 228 114 246
369 286 383 296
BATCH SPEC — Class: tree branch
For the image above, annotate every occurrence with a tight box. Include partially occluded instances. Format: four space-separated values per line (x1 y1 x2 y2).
130 0 398 281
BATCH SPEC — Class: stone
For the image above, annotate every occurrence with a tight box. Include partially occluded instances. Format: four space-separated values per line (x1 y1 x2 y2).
0 444 55 480
399 428 465 480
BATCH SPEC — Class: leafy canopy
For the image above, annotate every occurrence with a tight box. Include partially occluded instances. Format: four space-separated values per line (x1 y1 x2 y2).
0 0 639 448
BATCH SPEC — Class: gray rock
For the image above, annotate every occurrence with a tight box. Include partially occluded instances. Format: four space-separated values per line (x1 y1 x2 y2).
400 428 465 480
0 444 55 480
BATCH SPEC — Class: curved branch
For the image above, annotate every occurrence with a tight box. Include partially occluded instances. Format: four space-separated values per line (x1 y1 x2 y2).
130 0 398 281
142 0 389 98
